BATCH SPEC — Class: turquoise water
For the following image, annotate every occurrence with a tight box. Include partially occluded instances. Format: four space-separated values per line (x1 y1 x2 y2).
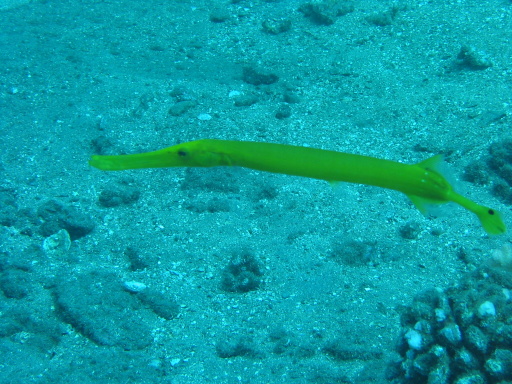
0 0 510 383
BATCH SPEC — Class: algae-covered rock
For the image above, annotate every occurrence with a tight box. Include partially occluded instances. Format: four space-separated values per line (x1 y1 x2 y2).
220 248 263 293
388 264 512 383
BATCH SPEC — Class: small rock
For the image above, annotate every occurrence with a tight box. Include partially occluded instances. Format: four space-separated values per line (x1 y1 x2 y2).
438 323 462 346
453 372 486 384
399 221 422 240
457 45 493 70
465 325 489 355
0 269 30 299
366 7 400 27
477 301 496 318
38 200 95 240
168 100 197 116
228 90 241 98
233 94 258 107
275 104 292 119
42 229 71 257
123 281 147 293
209 7 230 23
453 347 480 371
170 358 180 367
435 308 446 322
485 349 512 380
98 182 140 208
405 329 423 350
262 18 291 35
197 113 212 121
298 1 354 26
242 67 279 86
138 289 180 320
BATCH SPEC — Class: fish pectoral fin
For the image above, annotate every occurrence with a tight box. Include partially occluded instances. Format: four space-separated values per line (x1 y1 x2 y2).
407 194 445 215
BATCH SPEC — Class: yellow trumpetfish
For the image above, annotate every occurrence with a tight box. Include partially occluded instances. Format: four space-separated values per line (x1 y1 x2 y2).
89 139 506 235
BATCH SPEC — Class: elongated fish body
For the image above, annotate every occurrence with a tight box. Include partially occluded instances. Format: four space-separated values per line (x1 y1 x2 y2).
89 139 506 235
184 140 448 200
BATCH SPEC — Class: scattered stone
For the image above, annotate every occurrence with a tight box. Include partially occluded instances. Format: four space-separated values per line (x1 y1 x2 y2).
98 181 140 208
137 289 180 320
283 91 300 104
123 280 147 293
323 339 383 360
477 301 496 318
242 67 279 86
454 372 486 384
463 161 491 185
197 113 212 121
466 325 489 355
37 200 95 240
262 18 291 34
438 323 462 347
170 85 196 102
488 139 512 204
405 328 423 350
220 249 263 293
168 100 197 116
42 229 71 257
399 221 422 240
365 6 400 27
209 7 230 23
124 246 149 271
91 135 114 155
0 187 18 227
484 349 512 380
186 197 231 213
275 104 292 119
389 266 512 383
457 45 493 70
330 240 378 266
181 167 240 194
489 244 512 272
233 94 258 107
216 336 262 358
53 270 152 350
0 269 31 299
478 110 506 127
454 348 480 371
298 0 354 26
228 90 241 98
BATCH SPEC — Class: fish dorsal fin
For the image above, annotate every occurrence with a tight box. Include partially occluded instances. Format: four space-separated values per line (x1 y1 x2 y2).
417 154 443 171
407 155 447 215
